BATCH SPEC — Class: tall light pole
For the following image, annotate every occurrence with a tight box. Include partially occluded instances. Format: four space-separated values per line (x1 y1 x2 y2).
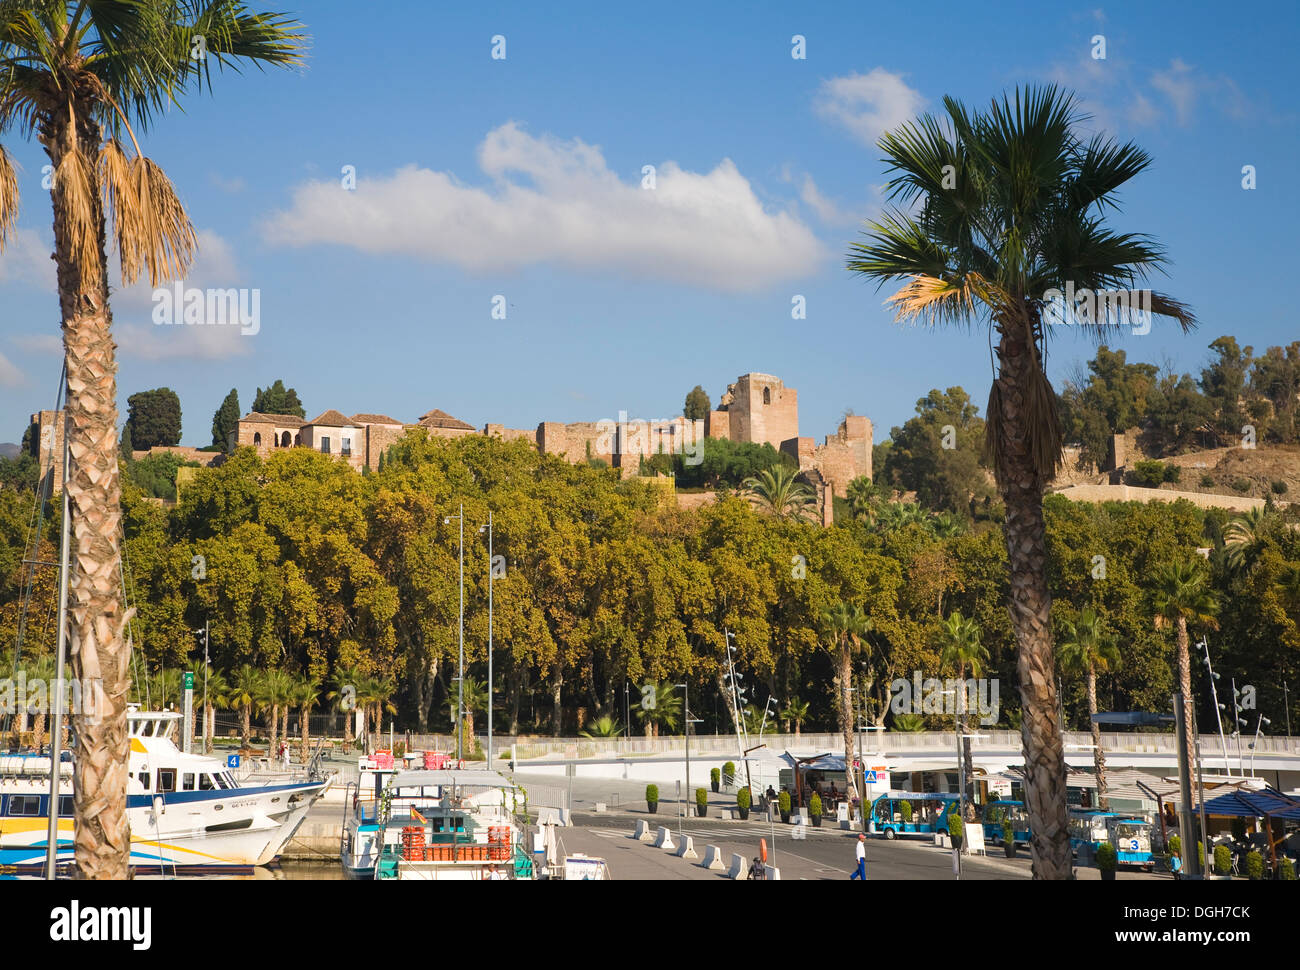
1282 680 1292 738
758 696 778 742
723 630 746 756
478 512 494 770
1248 715 1271 777
444 505 464 762
1198 637 1230 775
193 622 210 753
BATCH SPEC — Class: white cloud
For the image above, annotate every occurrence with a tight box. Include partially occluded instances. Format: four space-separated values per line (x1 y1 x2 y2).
263 122 825 291
798 175 874 227
0 228 55 289
1150 58 1198 126
813 69 927 148
113 229 255 361
0 351 24 387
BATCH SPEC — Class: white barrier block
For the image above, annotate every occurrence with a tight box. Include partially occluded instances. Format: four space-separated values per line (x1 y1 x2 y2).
675 836 698 859
700 845 725 870
558 808 572 827
728 853 750 880
632 820 652 841
595 802 607 813
654 826 676 850
767 866 781 880
536 807 563 826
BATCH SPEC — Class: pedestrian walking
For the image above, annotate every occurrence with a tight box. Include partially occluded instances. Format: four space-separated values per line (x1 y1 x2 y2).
850 833 867 880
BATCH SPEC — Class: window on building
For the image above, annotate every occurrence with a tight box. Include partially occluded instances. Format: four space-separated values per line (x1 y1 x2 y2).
763 387 771 405
321 436 331 454
341 438 351 456
282 431 291 447
253 432 262 446
294 433 301 445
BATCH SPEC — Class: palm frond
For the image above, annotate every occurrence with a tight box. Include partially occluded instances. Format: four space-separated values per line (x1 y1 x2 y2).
54 143 102 288
120 150 196 285
0 141 17 244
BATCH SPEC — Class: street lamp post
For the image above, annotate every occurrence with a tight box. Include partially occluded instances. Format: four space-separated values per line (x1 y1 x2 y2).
1248 715 1272 777
478 512 494 770
1198 637 1231 776
444 505 465 762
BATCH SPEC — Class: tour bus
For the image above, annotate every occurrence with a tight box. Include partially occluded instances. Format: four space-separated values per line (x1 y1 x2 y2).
868 793 963 840
1070 811 1156 869
981 799 1031 845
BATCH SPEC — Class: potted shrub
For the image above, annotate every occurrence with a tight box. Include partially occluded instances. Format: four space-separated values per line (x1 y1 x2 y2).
1246 850 1264 881
947 813 963 851
1096 842 1118 880
645 784 659 814
710 767 720 793
779 789 791 823
1213 843 1232 877
900 800 913 824
723 761 736 787
696 788 708 818
809 793 823 827
737 786 751 820
1002 820 1016 858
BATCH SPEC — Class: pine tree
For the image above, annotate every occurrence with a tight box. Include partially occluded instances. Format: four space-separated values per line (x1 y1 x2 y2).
211 388 241 452
252 379 306 418
119 424 134 462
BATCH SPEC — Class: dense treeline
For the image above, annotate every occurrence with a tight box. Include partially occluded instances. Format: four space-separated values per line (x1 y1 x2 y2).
3 431 1296 741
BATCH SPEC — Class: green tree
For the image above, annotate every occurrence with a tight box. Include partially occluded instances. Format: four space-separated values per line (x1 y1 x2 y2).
820 601 872 808
684 385 711 421
882 387 994 517
939 609 988 806
252 379 306 418
211 388 241 452
1152 560 1219 788
1056 608 1120 808
742 465 815 521
847 85 1195 878
126 388 182 450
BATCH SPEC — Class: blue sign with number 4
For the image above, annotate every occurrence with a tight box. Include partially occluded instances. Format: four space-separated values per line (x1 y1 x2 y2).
227 754 241 768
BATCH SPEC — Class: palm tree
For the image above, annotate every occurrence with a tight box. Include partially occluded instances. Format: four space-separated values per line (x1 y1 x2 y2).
200 667 230 754
293 675 321 763
1152 560 1219 788
1057 608 1121 809
780 696 810 737
634 679 683 737
1223 508 1268 571
444 675 489 739
846 477 884 524
820 601 872 810
229 664 261 747
741 465 816 521
0 1 303 880
580 715 623 738
847 86 1195 878
893 712 926 732
939 610 989 811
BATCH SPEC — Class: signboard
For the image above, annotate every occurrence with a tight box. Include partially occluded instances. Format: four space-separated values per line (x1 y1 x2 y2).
226 754 240 769
964 823 985 856
183 672 194 690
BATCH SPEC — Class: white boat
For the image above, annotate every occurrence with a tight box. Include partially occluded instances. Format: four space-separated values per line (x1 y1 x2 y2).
341 763 527 880
0 708 332 872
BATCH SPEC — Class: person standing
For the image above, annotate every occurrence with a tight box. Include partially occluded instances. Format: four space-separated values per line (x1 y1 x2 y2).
850 833 867 880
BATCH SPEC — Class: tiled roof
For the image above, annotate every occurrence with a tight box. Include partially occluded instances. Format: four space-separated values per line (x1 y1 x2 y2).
305 409 354 427
239 411 304 427
350 413 403 426
418 409 474 430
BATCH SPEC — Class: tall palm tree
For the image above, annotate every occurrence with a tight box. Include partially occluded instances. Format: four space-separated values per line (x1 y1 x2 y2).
1152 560 1219 786
847 86 1195 878
846 477 884 524
939 610 989 811
741 465 816 521
0 1 303 880
1057 608 1121 809
820 601 872 810
293 675 320 763
229 664 260 747
445 675 488 739
780 696 810 737
199 666 230 754
633 679 683 737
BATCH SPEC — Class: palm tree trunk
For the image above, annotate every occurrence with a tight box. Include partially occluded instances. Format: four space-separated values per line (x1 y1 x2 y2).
43 110 131 880
1175 617 1196 789
241 704 251 747
994 321 1071 879
1087 665 1108 810
551 666 563 737
960 663 974 816
838 645 857 810
300 705 310 763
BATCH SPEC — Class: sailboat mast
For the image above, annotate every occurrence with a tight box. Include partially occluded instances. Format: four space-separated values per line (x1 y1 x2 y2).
45 411 72 880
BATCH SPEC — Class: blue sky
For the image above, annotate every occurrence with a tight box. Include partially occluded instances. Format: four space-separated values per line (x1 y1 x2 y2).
1 0 1296 446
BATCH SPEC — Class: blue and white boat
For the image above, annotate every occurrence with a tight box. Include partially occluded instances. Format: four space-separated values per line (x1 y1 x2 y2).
0 708 332 872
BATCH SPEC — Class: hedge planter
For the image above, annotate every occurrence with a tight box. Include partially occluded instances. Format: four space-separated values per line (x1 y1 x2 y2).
710 768 720 793
646 784 659 815
1004 840 1016 859
811 814 822 827
809 794 823 828
696 788 709 819
736 788 751 821
779 790 792 824
1096 842 1118 881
